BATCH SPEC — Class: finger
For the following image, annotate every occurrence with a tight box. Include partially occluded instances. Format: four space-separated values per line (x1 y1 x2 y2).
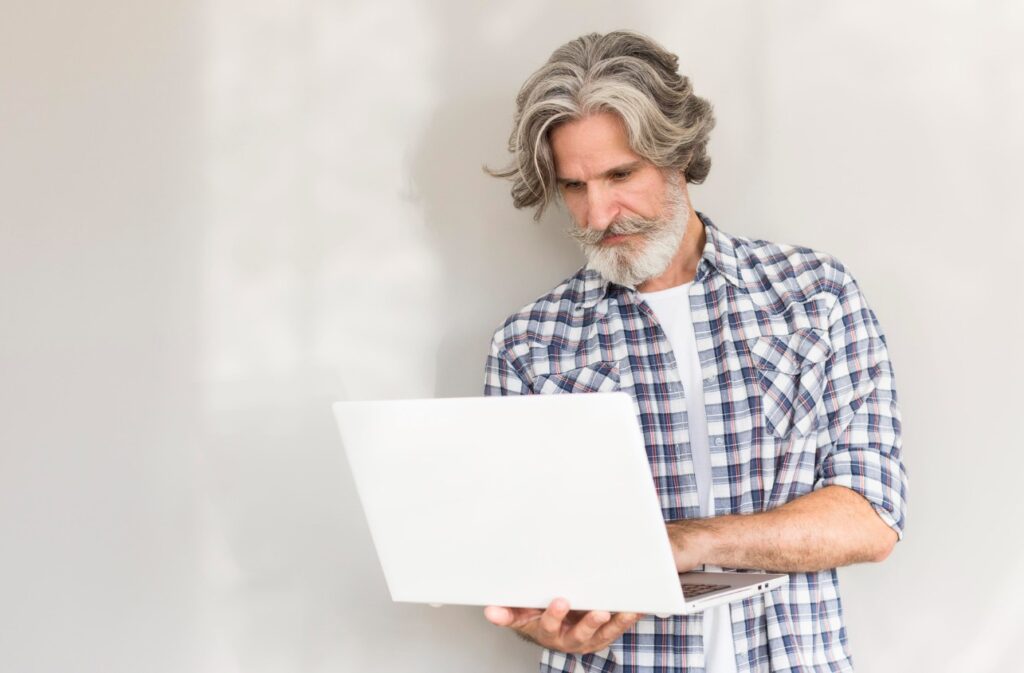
508 608 544 629
483 606 513 626
484 606 543 628
593 612 642 643
565 610 611 648
536 598 571 641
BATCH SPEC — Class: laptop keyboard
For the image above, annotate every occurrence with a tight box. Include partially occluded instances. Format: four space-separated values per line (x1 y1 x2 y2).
681 582 728 598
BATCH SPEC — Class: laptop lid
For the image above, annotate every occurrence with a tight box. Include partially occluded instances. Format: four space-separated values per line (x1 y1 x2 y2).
334 392 689 615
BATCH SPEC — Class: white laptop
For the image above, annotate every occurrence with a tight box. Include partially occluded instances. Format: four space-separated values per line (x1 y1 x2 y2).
334 392 787 615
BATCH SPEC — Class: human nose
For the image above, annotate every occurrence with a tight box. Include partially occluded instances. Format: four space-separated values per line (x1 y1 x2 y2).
585 184 619 232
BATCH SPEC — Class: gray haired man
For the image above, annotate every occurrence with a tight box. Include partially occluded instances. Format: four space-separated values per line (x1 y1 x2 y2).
483 31 907 673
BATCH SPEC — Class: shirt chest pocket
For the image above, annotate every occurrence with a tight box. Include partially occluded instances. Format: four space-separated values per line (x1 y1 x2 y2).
531 361 621 395
747 328 831 438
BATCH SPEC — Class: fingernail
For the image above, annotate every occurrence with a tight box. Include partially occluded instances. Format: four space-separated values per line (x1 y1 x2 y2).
484 606 507 623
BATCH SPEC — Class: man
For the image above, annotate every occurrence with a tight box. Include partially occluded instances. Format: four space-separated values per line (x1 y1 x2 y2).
481 31 908 673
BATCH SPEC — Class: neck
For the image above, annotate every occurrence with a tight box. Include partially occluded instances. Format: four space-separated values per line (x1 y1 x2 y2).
637 208 706 293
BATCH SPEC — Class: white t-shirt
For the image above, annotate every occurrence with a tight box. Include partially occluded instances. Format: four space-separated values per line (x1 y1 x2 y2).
639 282 737 673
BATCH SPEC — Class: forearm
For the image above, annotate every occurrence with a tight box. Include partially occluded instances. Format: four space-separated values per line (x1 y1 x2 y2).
667 485 898 573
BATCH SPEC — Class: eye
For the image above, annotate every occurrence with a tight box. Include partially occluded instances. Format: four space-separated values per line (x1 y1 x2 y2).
562 181 584 192
610 170 633 181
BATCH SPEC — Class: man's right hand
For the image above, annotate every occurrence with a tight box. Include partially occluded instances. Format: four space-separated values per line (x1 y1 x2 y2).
483 598 641 655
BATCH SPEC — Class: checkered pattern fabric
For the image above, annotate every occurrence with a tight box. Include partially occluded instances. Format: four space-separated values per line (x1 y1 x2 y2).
483 214 908 672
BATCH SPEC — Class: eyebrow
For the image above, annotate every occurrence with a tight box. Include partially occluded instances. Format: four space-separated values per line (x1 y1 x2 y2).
555 160 643 186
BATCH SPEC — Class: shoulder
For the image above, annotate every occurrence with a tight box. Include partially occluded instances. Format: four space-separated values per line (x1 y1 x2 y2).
721 225 855 317
489 266 592 358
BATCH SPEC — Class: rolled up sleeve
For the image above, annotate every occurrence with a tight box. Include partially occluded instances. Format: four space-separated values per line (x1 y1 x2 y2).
816 275 909 539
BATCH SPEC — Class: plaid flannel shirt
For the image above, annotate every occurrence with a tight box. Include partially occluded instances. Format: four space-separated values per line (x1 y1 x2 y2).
483 213 908 672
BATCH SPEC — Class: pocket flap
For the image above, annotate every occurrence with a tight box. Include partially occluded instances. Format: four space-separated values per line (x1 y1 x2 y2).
748 328 831 375
532 361 621 395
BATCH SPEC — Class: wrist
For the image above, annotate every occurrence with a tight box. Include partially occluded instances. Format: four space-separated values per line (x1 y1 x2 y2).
668 518 719 570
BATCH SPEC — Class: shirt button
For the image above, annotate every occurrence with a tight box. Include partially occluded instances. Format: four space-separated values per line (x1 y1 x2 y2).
572 304 584 314
703 375 715 384
713 437 725 446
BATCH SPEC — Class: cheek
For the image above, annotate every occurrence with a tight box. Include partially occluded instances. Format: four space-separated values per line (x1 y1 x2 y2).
564 196 587 224
622 180 665 218
620 194 658 219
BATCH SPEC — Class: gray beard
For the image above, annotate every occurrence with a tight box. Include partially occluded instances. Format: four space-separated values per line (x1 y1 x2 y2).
567 181 690 288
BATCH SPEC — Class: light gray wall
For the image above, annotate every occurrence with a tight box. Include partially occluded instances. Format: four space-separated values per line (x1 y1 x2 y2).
2 1 1021 671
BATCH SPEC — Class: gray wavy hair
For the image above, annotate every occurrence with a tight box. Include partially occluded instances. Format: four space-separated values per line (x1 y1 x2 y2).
487 31 716 221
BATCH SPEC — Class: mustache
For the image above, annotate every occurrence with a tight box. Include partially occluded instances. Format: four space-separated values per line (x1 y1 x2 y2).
566 215 662 246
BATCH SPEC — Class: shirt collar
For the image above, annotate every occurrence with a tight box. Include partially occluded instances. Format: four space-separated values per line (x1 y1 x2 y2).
698 212 743 288
573 211 744 311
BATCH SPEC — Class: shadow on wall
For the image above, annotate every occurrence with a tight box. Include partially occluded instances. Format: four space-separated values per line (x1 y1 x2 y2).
410 8 659 400
412 97 581 399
